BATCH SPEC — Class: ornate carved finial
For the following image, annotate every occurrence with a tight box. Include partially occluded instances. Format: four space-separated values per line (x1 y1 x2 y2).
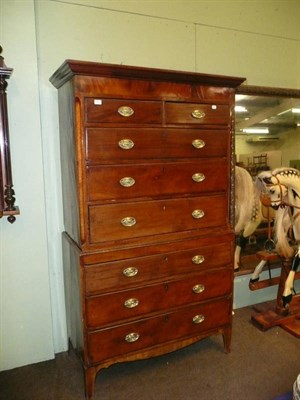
0 45 5 68
0 46 13 80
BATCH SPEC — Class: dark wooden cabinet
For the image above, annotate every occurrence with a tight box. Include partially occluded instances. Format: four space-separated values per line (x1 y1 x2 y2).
50 61 244 399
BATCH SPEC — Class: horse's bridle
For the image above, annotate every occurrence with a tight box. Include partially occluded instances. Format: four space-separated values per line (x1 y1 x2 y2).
262 173 300 208
261 173 300 229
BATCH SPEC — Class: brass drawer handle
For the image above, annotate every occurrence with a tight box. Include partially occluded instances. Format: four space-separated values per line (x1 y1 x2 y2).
193 284 205 294
193 314 205 324
192 209 205 219
118 138 134 150
124 298 139 308
121 217 136 227
192 139 205 149
125 332 140 343
120 177 135 187
192 255 205 265
123 267 139 277
192 173 205 183
191 109 205 119
118 106 134 117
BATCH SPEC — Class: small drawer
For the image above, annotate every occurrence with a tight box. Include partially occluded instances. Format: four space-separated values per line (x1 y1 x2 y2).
85 268 232 328
85 98 162 124
87 297 231 364
88 194 227 244
86 128 228 163
164 128 229 158
87 159 228 201
165 102 229 125
84 239 232 295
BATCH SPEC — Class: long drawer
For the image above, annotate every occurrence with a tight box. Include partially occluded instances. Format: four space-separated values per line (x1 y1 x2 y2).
84 240 232 295
86 268 232 328
86 128 229 162
87 159 228 201
87 296 231 364
88 194 228 243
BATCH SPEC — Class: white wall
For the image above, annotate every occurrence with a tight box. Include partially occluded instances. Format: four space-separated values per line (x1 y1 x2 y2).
279 128 300 166
0 0 54 370
1 0 299 370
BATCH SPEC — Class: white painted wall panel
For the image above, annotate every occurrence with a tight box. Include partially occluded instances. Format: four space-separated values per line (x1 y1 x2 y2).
36 1 196 75
58 0 300 40
196 25 299 87
0 0 54 370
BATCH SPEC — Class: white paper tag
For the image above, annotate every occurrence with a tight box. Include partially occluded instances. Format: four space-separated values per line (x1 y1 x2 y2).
94 99 102 105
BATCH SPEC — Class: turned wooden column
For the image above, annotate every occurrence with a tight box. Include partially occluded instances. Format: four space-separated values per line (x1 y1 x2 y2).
0 45 19 223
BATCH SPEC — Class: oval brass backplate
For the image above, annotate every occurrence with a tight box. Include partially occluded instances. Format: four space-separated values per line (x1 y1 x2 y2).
192 284 205 294
192 255 205 265
125 332 140 342
192 139 205 149
192 209 205 219
118 138 134 149
123 267 139 277
192 173 205 183
124 298 139 308
191 109 205 119
120 177 135 187
118 106 134 117
193 314 205 324
121 217 136 227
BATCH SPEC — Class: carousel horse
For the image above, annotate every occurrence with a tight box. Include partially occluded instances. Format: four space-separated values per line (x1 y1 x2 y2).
256 167 300 308
234 165 264 271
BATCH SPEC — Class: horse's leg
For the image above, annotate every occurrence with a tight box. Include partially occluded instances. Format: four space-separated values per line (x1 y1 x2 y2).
234 234 247 271
234 245 241 271
250 260 267 283
282 247 300 308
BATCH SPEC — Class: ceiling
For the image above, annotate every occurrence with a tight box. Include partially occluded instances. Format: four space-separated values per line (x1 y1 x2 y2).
235 94 300 136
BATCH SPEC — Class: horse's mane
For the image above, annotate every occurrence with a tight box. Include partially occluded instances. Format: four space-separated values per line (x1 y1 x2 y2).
272 167 300 179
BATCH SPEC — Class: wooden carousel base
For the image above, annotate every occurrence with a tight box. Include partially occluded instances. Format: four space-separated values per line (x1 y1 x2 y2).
251 295 300 338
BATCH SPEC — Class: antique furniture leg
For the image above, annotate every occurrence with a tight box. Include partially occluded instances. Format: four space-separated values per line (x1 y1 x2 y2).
84 366 97 400
222 326 232 353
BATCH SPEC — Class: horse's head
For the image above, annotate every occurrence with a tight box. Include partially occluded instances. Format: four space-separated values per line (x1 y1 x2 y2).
256 170 288 209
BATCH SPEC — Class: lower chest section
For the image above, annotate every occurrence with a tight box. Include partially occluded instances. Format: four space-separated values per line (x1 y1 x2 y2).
80 234 234 364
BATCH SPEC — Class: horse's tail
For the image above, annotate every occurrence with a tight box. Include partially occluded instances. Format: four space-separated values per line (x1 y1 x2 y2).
275 207 295 258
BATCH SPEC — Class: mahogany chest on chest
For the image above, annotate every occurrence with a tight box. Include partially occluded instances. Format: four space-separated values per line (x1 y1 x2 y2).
50 61 244 399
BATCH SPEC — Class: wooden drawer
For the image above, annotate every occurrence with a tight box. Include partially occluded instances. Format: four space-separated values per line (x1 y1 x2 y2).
84 240 232 295
165 102 229 125
86 268 232 328
89 194 228 243
87 159 228 201
86 128 229 162
85 98 162 124
87 296 231 364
